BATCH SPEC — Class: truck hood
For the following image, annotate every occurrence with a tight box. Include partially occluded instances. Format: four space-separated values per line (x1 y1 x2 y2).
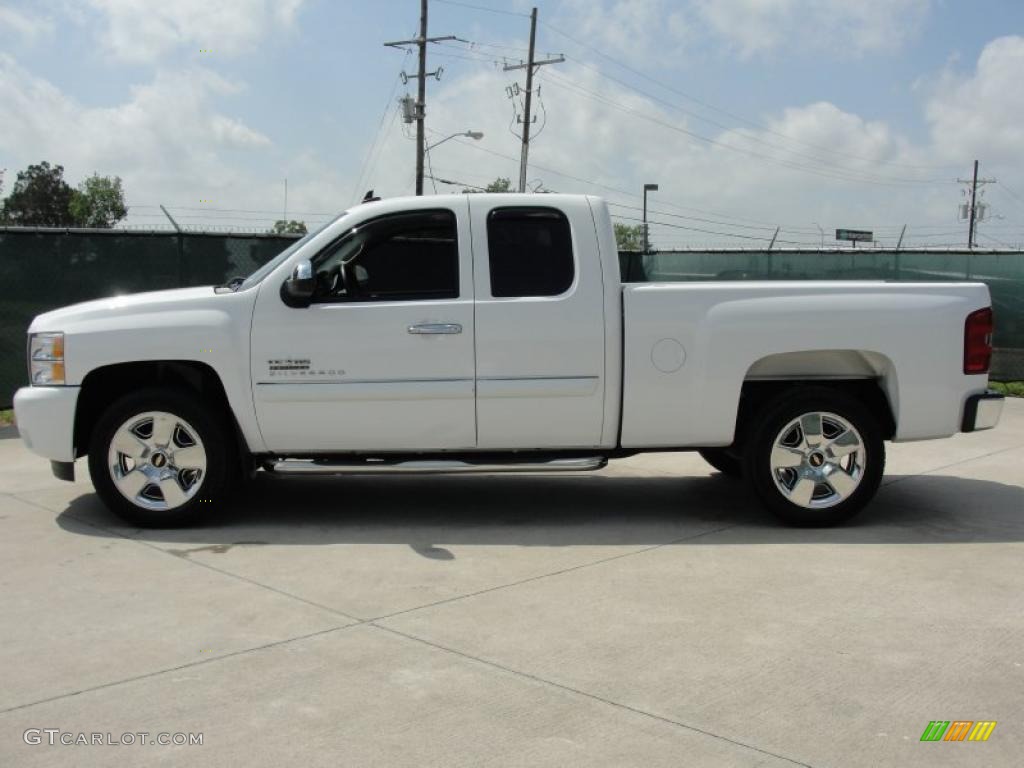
29 286 222 333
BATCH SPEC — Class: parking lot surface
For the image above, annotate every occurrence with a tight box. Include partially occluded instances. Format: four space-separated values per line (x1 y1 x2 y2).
1 400 1022 767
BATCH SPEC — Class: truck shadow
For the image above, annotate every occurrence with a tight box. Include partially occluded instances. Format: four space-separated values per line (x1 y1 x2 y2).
55 470 1024 552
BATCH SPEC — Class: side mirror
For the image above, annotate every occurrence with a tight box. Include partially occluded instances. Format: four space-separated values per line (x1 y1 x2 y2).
280 259 315 308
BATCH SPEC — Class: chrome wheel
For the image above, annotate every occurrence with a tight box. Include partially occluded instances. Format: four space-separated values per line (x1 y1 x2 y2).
769 411 865 509
107 411 207 511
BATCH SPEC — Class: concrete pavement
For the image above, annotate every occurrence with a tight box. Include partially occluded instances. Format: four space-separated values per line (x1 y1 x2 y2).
1 400 1022 767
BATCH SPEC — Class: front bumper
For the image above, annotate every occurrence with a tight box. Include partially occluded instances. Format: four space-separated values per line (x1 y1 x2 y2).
962 390 1005 432
13 386 80 463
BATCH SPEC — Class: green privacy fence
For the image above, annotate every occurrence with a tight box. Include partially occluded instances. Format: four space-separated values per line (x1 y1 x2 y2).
0 228 302 407
1 228 1022 406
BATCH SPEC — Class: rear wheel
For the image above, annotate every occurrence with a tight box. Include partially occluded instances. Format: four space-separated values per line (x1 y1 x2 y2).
88 389 231 527
743 387 884 526
699 448 742 478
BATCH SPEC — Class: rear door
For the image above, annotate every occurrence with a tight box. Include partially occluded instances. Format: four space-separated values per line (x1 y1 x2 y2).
250 201 476 452
468 197 607 449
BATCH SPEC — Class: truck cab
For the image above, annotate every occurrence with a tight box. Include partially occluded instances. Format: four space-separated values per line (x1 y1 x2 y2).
250 194 621 453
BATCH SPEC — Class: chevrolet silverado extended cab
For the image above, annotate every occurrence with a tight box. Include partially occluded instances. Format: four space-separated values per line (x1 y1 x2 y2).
14 194 1005 527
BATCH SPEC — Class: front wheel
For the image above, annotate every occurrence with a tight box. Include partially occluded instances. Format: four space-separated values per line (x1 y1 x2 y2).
88 389 231 527
743 387 885 526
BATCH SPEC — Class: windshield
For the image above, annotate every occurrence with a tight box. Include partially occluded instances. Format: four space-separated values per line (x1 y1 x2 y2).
239 211 348 290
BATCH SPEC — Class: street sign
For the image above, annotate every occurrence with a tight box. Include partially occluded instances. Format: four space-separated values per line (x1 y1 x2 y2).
836 228 873 243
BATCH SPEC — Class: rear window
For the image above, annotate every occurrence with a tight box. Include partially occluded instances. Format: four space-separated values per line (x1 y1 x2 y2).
486 207 574 297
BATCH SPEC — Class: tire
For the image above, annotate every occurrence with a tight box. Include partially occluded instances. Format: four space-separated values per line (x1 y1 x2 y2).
88 388 232 527
743 386 885 526
699 448 743 478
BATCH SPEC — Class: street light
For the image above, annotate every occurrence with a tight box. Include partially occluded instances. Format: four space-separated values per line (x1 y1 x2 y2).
426 130 484 152
643 183 659 254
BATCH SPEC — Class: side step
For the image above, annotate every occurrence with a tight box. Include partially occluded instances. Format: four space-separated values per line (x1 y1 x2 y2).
268 456 608 475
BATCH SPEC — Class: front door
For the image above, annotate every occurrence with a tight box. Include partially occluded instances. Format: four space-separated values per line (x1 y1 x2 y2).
250 202 476 452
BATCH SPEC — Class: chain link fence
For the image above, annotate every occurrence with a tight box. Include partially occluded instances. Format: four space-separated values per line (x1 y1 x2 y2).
1 229 1021 406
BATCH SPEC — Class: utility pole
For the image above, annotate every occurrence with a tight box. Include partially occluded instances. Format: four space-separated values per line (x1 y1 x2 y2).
642 183 658 254
384 1 456 196
504 8 564 192
967 159 979 250
957 160 997 249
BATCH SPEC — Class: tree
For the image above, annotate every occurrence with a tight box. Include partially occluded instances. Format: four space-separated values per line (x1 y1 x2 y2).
485 177 512 193
270 219 308 235
463 176 513 194
614 223 647 251
69 173 127 228
0 162 76 226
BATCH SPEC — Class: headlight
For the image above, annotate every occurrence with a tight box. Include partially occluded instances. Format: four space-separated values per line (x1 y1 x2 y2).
29 332 65 385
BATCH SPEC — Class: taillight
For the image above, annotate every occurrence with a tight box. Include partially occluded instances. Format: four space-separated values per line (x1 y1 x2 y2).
964 307 993 374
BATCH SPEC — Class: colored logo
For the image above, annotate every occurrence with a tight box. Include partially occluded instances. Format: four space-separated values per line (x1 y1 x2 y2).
920 721 996 742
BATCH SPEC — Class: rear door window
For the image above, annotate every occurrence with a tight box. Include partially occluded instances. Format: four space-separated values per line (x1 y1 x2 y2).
486 207 574 298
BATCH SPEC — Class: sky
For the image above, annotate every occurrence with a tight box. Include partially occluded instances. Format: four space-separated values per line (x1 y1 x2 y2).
2 0 1024 248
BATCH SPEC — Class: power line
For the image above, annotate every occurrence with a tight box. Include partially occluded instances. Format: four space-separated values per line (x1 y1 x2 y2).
539 70 949 187
433 130 842 233
611 212 812 246
430 129 1001 240
384 0 458 196
432 0 530 17
444 35 946 183
351 48 412 203
424 42 956 221
503 8 564 192
977 231 1017 249
129 205 336 215
550 61 945 183
539 20 960 173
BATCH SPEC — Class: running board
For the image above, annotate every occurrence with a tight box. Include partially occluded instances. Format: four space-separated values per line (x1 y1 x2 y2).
268 457 607 475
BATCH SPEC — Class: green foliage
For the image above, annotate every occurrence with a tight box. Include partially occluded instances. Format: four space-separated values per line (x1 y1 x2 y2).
69 173 127 228
270 219 308 235
1 162 76 226
990 381 1024 397
485 177 512 193
0 164 127 228
614 222 646 251
463 176 513 194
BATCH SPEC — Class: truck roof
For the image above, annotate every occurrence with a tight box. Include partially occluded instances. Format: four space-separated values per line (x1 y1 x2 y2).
355 192 602 209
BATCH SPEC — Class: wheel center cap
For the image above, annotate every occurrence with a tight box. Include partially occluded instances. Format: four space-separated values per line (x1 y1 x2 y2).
808 452 825 468
151 452 168 468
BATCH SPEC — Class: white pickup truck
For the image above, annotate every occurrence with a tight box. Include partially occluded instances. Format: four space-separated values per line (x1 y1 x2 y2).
14 194 1004 527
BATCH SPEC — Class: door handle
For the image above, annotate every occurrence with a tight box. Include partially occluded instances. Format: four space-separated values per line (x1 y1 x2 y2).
408 323 463 335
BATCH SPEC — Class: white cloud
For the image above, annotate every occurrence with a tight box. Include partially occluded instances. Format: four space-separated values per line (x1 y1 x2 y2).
0 5 53 43
553 0 692 67
925 35 1024 167
85 0 305 62
0 56 285 223
211 115 271 148
692 0 932 58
